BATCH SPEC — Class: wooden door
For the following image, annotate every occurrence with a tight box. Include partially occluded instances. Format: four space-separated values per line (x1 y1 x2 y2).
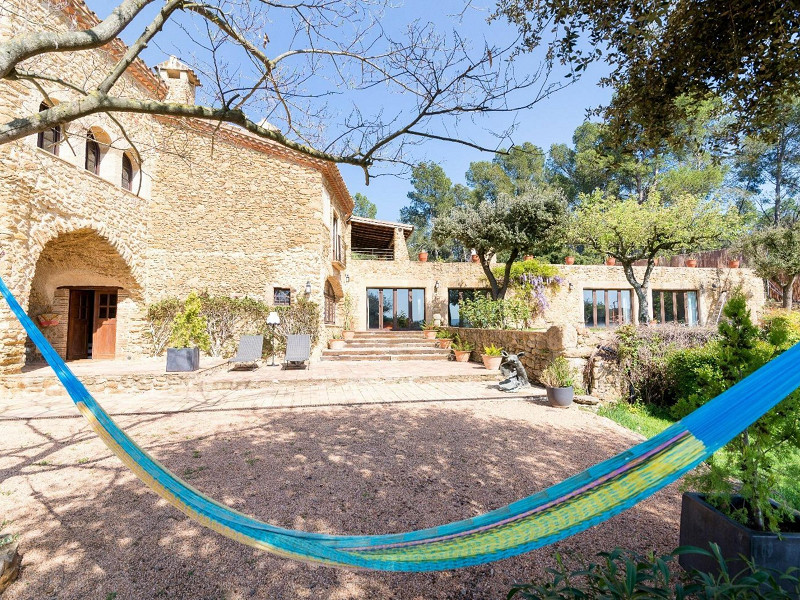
67 290 92 360
92 291 117 359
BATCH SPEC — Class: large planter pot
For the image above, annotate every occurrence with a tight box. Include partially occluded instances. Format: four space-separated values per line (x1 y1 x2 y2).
166 347 200 372
342 330 355 341
686 259 698 268
481 354 503 370
418 251 428 262
328 339 346 350
679 492 800 596
605 257 616 266
438 339 453 349
564 256 575 265
453 349 471 362
546 386 574 407
422 329 437 340
728 259 741 269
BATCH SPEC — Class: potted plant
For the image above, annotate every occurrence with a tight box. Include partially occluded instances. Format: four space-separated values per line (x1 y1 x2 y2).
470 251 480 263
605 256 616 266
418 251 428 262
436 328 454 349
540 356 576 407
451 336 473 362
523 254 535 262
481 343 503 370
328 332 346 350
686 257 698 267
564 256 575 265
728 258 740 268
421 320 437 340
166 292 208 372
677 295 800 593
341 292 355 340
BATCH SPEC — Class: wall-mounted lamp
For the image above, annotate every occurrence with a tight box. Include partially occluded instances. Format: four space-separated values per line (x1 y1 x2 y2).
434 280 440 293
568 282 574 292
345 274 350 283
305 281 312 295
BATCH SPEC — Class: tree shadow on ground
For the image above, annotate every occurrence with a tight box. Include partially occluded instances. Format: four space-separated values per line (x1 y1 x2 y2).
0 400 682 600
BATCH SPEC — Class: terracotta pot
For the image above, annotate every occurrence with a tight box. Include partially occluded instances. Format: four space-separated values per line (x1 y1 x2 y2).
471 254 480 263
453 349 471 362
686 259 698 268
328 339 346 350
481 354 502 370
564 256 575 265
605 257 616 266
728 259 740 269
342 330 355 341
418 251 428 262
383 325 393 330
438 339 452 349
523 255 535 262
422 329 437 340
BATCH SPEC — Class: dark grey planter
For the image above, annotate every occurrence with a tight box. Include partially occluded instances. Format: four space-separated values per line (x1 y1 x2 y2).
679 492 800 596
166 347 200 372
546 386 574 407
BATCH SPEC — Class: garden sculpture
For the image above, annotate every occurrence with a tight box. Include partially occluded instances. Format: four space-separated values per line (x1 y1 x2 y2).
3 272 800 571
498 350 531 391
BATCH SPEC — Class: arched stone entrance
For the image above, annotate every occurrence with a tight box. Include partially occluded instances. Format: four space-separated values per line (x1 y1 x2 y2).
24 229 144 365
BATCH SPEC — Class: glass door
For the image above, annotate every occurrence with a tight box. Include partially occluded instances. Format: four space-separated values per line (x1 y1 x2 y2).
366 288 425 329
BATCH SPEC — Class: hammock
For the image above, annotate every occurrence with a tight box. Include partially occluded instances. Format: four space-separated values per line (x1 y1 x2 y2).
3 274 800 572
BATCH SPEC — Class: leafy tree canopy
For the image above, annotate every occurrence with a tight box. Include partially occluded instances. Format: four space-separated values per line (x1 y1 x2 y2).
743 225 800 308
352 193 377 219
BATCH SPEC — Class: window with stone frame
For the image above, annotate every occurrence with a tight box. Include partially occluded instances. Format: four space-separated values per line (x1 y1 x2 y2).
583 289 633 328
85 131 101 174
121 153 134 191
652 290 699 326
273 288 291 306
37 102 61 156
324 281 337 324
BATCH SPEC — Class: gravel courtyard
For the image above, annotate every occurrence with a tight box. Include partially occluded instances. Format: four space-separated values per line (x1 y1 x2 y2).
0 389 683 599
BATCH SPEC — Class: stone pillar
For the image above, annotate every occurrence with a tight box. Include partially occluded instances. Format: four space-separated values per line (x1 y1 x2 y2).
392 227 409 262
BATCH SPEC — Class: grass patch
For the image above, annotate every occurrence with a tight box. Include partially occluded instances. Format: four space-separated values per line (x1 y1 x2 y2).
598 402 675 438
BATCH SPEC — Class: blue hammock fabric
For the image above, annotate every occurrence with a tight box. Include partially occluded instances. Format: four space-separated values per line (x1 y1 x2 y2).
3 273 800 571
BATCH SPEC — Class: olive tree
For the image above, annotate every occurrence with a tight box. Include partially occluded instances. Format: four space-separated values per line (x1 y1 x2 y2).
572 192 740 323
432 186 567 299
743 225 800 308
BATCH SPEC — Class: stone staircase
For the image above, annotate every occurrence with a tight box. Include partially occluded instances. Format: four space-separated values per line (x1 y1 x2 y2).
321 330 450 361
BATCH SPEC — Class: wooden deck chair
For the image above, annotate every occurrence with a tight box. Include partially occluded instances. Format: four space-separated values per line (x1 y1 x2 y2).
283 334 311 369
228 335 263 370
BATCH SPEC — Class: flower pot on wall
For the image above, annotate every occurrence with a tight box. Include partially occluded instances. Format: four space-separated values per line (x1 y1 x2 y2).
471 254 480 263
481 354 502 370
686 259 698 268
523 255 535 262
453 349 471 362
418 251 428 262
605 257 616 266
166 347 200 372
546 386 574 407
728 259 740 268
564 256 575 265
37 313 60 327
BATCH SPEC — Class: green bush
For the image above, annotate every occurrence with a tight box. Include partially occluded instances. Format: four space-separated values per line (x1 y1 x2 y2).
145 297 183 356
268 298 320 353
459 295 531 329
508 544 800 599
170 292 210 352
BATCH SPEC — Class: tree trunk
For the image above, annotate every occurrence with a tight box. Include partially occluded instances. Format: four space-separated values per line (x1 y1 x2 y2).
622 260 655 324
479 250 518 300
783 276 796 309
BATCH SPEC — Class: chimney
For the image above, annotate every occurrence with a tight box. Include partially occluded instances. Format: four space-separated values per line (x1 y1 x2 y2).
156 56 201 105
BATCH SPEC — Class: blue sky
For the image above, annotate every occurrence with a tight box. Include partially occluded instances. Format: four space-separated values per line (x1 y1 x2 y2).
87 0 610 220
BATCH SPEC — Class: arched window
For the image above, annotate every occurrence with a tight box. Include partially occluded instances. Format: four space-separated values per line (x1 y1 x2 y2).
36 102 61 156
324 280 337 324
85 131 100 174
121 153 133 191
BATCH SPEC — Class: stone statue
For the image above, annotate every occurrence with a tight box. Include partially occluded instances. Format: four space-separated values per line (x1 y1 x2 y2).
498 351 531 392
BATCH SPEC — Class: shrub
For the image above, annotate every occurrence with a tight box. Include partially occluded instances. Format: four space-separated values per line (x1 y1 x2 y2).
540 356 576 388
459 295 531 329
198 293 270 358
483 343 503 356
145 297 183 356
491 259 563 319
267 298 320 353
507 544 800 599
170 292 210 351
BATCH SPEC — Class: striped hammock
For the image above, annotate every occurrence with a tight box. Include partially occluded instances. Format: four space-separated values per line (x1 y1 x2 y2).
2 274 800 572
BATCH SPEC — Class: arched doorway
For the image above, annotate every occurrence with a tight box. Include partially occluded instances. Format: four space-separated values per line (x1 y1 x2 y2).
26 229 142 364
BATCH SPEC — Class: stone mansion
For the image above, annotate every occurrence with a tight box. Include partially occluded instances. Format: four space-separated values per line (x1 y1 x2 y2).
0 0 765 373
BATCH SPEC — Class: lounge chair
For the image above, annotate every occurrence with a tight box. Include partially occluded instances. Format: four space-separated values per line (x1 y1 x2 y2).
228 335 264 370
283 334 311 369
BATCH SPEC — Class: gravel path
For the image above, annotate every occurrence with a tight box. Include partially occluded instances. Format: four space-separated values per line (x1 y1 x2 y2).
0 397 682 599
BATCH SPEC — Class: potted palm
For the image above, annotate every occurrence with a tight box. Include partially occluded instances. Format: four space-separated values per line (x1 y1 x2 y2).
540 356 576 407
481 343 503 370
166 292 208 372
421 320 438 340
452 336 473 362
341 293 355 340
328 331 346 350
436 329 454 349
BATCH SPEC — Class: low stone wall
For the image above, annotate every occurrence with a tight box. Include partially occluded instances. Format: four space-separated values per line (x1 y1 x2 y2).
446 325 624 401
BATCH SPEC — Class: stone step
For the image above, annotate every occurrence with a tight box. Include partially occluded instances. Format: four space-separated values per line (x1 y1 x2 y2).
351 330 424 337
343 340 438 348
323 346 450 356
320 353 450 361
